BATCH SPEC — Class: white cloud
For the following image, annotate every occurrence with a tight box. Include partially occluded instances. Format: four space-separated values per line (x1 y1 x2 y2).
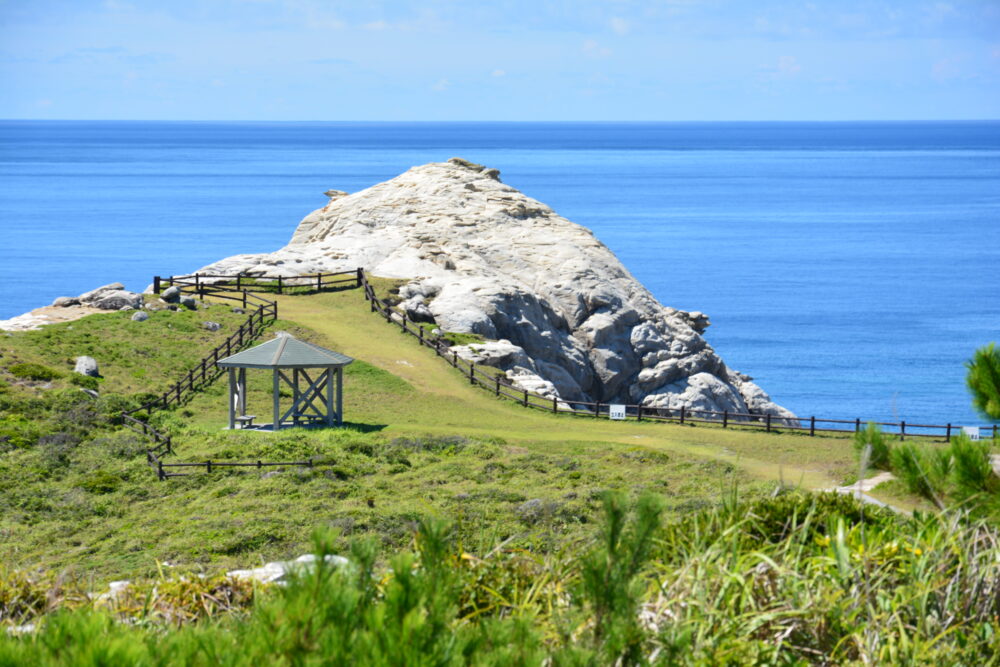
610 17 629 36
776 55 802 76
758 55 803 83
931 55 969 81
583 39 612 58
432 78 450 91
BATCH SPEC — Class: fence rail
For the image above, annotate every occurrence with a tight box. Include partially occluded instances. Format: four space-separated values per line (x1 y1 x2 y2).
120 266 993 481
123 269 362 479
358 272 997 444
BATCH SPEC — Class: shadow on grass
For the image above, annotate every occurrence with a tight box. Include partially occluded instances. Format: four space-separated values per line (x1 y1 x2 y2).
341 421 388 433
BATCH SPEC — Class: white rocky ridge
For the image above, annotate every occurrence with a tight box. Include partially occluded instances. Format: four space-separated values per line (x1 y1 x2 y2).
196 158 796 421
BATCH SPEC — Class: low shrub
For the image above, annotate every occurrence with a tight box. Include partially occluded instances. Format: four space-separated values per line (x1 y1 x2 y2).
853 421 891 470
8 363 63 382
890 442 946 509
950 434 997 500
69 374 100 391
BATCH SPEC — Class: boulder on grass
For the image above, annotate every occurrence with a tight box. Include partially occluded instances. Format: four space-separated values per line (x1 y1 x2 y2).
74 356 99 377
131 311 149 322
93 290 143 311
161 286 181 303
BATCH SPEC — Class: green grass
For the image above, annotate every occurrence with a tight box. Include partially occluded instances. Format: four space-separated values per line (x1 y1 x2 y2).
0 284 876 582
3 492 999 664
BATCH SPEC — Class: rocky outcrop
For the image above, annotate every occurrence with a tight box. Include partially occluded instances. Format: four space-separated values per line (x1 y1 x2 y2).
54 283 144 311
195 159 795 420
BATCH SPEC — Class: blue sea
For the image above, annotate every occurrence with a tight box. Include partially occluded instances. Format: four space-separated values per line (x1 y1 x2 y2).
1 121 998 426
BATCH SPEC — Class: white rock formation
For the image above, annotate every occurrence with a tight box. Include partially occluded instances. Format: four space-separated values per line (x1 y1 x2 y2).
227 554 348 584
196 158 795 420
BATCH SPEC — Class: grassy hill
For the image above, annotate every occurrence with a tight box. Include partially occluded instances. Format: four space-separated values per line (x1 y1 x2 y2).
3 283 999 663
0 282 869 580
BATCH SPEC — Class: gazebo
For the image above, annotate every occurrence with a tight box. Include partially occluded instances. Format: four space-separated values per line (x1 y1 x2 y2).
216 333 354 431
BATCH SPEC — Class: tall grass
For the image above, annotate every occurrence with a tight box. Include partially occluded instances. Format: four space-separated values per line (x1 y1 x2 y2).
3 491 999 665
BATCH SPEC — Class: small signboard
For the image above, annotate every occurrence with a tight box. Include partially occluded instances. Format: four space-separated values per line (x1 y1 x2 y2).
963 426 981 441
609 404 627 420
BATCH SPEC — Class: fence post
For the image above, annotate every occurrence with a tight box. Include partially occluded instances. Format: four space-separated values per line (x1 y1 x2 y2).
900 421 905 441
855 418 860 433
637 405 642 421
766 413 771 433
317 273 322 291
158 460 164 481
495 376 500 396
153 276 161 293
945 423 951 442
356 267 363 288
809 416 815 437
680 406 686 424
723 410 728 428
195 273 201 294
523 390 528 407
419 327 424 344
242 291 247 309
166 437 172 455
236 275 242 290
277 276 283 294
552 396 558 413
257 460 262 469
595 402 601 419
168 275 174 288
207 460 212 473
452 351 458 367
401 314 407 331
469 363 475 384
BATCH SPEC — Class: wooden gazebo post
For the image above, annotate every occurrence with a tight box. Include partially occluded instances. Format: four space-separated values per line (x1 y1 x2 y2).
217 333 354 432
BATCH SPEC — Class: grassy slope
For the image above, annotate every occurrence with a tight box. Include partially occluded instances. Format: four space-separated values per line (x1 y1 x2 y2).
0 284 870 581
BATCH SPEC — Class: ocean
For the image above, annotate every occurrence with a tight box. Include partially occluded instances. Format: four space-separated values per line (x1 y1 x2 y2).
1 121 998 425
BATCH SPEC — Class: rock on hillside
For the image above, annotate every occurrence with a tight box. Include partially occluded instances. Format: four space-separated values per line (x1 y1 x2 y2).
197 158 795 421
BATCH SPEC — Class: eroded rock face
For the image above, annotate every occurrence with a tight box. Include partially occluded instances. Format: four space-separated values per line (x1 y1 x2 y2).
196 159 794 418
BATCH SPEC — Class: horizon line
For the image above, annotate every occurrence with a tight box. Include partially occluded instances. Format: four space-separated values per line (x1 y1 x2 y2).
3 117 1000 124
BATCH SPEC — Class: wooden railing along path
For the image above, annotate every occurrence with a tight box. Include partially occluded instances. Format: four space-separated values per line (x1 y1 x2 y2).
123 267 994 480
122 270 358 479
356 272 997 444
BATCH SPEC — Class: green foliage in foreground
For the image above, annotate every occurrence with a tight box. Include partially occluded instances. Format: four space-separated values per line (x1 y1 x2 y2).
854 420 999 515
3 492 999 665
967 342 1000 421
853 421 892 471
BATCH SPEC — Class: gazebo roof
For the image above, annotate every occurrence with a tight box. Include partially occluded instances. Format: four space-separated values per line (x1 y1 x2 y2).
217 333 354 369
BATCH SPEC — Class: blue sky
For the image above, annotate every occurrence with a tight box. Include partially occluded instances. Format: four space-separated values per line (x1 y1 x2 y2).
1 0 998 120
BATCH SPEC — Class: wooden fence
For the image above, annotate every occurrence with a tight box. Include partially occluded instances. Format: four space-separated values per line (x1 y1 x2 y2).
358 272 997 443
121 270 357 479
120 266 994 481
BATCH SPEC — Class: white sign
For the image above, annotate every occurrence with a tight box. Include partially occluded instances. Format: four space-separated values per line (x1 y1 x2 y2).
963 426 981 441
609 404 627 420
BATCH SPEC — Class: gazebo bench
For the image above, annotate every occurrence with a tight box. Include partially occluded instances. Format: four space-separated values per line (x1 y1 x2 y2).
235 415 257 429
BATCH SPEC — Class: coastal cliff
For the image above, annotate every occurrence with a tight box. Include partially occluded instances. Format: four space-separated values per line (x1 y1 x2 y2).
197 158 795 420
